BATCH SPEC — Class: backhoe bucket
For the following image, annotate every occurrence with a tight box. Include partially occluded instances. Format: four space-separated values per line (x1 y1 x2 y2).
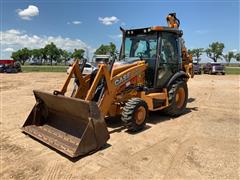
22 90 110 158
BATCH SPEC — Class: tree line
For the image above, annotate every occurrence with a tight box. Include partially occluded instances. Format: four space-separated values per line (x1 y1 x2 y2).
11 42 117 65
11 41 239 65
11 42 85 65
188 42 240 63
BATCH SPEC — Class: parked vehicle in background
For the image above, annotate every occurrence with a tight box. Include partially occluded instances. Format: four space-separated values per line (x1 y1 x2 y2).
67 62 96 75
203 62 225 75
0 60 21 73
0 64 6 73
193 61 202 74
92 54 111 65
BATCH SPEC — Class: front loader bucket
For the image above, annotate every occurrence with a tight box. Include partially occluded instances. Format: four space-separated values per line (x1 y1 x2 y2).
22 90 110 158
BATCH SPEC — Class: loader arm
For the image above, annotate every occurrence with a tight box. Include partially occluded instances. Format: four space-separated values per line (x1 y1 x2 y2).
99 61 147 116
56 60 90 98
83 60 147 117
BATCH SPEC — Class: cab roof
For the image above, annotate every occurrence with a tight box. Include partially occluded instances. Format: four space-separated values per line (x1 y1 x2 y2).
125 26 183 36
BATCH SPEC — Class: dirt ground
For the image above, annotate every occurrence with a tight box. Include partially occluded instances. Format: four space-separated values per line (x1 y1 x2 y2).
0 73 239 179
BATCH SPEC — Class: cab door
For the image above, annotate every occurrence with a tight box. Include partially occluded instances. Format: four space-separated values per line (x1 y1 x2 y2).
155 32 180 88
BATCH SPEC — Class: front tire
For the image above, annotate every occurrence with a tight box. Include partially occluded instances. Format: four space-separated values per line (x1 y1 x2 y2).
164 81 188 117
121 98 148 132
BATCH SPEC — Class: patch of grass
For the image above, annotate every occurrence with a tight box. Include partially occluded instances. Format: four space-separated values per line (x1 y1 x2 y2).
21 65 240 74
22 66 68 72
225 67 240 75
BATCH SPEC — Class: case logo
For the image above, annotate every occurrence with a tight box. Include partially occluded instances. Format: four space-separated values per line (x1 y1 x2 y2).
115 72 131 86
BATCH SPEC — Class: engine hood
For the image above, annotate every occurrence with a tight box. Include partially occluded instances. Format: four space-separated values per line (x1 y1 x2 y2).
113 57 141 68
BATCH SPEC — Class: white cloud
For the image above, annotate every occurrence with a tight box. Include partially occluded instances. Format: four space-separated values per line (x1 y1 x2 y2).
98 16 119 25
67 21 82 25
230 49 238 53
7 29 22 35
3 48 14 52
72 21 82 25
17 5 39 20
0 29 94 59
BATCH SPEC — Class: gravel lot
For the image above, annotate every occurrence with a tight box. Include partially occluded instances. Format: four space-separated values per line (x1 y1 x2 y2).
1 73 239 179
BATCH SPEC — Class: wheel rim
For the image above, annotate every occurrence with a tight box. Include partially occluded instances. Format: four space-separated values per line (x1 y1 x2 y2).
175 87 185 109
134 106 146 125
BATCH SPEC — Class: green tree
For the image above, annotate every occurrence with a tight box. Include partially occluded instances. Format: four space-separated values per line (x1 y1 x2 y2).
109 42 117 55
95 42 116 55
41 48 48 64
223 51 235 64
235 53 240 62
44 42 61 65
71 49 85 60
205 42 225 62
31 48 44 64
11 48 31 65
60 49 72 65
11 51 20 61
95 44 108 55
188 48 204 62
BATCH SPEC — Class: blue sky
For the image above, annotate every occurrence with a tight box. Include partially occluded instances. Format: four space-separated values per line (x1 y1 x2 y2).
1 0 239 62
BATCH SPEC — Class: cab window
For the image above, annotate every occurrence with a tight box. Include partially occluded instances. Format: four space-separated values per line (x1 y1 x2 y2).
160 32 178 64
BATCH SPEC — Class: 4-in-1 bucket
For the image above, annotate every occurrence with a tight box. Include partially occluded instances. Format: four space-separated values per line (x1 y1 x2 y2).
22 90 110 158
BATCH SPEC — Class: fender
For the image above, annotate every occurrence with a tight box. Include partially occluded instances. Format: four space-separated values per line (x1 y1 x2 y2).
166 71 188 88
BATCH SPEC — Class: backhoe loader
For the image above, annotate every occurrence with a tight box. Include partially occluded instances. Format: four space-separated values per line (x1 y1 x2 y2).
22 13 193 158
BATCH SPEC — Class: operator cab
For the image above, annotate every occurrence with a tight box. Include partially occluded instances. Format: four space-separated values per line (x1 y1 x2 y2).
120 26 183 89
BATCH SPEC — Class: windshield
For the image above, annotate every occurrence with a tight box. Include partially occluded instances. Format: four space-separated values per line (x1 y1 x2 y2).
123 33 158 60
95 58 109 61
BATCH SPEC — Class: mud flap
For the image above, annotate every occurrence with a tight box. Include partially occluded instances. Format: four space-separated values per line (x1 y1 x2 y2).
22 90 110 158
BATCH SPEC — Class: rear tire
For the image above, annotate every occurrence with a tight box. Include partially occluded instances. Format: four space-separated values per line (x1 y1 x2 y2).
121 98 148 132
164 81 188 117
